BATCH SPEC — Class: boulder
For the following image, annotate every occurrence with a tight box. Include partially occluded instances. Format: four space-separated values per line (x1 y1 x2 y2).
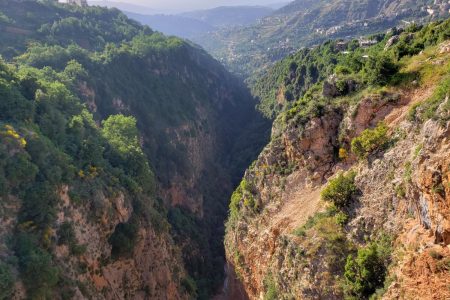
384 35 400 51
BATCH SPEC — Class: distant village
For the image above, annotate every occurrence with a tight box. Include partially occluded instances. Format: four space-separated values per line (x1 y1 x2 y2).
241 0 450 62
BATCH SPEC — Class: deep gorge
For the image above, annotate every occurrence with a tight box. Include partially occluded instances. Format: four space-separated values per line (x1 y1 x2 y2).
0 1 449 300
0 1 269 299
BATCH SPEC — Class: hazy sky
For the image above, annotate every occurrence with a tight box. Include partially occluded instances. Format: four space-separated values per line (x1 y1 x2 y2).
88 0 282 12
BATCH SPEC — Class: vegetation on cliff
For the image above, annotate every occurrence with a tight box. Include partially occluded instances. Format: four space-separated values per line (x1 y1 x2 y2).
0 54 161 298
226 17 450 299
251 17 450 119
0 1 269 298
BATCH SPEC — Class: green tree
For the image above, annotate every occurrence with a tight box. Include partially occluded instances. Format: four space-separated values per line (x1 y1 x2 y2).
0 78 34 121
20 248 59 299
102 114 155 193
363 55 398 85
108 221 138 258
344 243 387 298
351 123 389 159
321 171 357 209
101 114 142 156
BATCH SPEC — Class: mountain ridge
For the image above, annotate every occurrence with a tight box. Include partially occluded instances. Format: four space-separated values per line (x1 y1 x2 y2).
123 5 274 40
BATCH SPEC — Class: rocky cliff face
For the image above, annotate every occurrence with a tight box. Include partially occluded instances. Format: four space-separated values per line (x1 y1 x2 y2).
0 186 186 300
54 186 185 300
225 37 450 299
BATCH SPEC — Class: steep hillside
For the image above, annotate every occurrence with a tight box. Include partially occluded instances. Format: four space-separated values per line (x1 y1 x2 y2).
0 43 186 300
193 0 449 76
225 19 450 299
0 1 269 299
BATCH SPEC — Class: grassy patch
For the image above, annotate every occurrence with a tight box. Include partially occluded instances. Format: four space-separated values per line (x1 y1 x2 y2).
263 272 279 300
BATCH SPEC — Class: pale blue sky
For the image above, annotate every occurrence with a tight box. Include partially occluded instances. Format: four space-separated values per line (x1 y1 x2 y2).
88 0 282 12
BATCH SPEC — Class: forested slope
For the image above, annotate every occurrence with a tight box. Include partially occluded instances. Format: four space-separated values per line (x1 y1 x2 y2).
0 1 269 299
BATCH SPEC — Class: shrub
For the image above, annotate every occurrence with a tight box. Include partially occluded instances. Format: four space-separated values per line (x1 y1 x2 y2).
263 273 279 300
70 244 87 256
229 179 255 219
181 276 197 296
20 248 60 298
403 162 412 182
293 207 352 291
321 171 357 209
344 238 392 299
394 184 406 198
363 55 398 85
339 148 348 160
336 211 349 226
429 250 443 260
418 76 450 123
0 262 14 300
57 222 76 246
351 123 389 159
335 65 352 75
108 221 138 258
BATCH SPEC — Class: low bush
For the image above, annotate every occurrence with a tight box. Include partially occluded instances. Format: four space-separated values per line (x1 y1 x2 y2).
181 276 197 297
321 171 357 209
108 221 138 258
263 273 279 300
351 123 389 159
344 236 392 299
229 179 258 219
57 222 76 246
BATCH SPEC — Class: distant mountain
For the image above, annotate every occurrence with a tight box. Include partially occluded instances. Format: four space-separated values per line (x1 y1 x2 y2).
265 1 292 10
180 6 274 28
124 12 215 38
88 0 176 14
192 0 449 76
124 5 274 40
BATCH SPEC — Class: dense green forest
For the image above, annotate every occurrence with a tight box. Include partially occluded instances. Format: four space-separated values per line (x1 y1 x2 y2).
0 1 269 299
0 57 161 299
